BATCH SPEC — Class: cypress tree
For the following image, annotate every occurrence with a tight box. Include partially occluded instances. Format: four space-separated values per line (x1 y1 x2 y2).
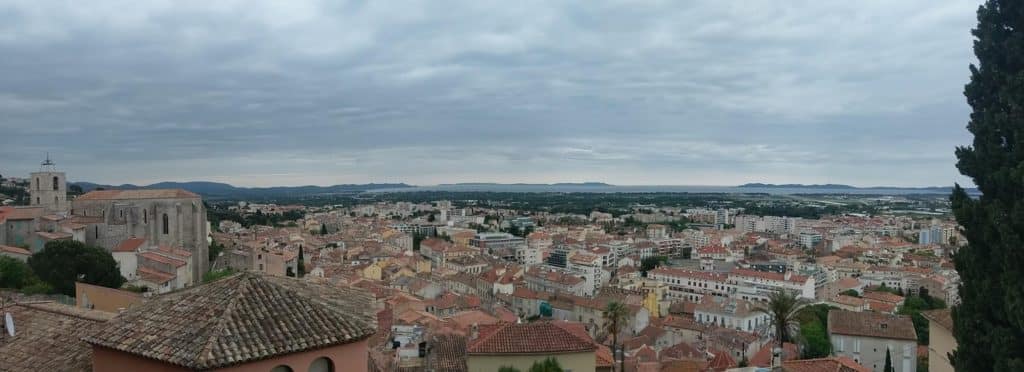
884 349 893 372
297 244 306 277
951 1 1024 370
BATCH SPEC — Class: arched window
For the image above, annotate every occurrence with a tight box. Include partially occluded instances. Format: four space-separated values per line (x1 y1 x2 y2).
52 176 59 190
36 197 40 205
144 211 147 224
309 357 334 372
36 178 40 190
162 214 169 235
270 366 293 372
95 226 99 239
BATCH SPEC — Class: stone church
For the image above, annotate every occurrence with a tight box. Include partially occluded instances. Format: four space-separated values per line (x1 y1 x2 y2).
72 189 210 283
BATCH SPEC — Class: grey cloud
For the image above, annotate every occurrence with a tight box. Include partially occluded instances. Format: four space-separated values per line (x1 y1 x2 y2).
0 0 981 187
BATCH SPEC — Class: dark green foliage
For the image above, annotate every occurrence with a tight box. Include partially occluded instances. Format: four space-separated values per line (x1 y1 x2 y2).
950 1 1024 370
320 223 328 235
839 289 861 297
528 357 564 372
899 293 947 345
640 256 668 276
207 208 305 228
28 240 125 296
297 245 305 277
885 349 894 372
208 239 224 263
798 304 836 358
203 268 235 283
498 367 521 372
604 301 629 372
0 256 34 289
412 233 426 251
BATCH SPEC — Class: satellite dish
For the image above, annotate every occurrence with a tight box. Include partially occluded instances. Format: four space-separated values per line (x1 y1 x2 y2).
4 312 14 337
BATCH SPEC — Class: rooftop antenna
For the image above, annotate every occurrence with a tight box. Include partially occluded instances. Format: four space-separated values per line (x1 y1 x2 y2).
40 152 56 172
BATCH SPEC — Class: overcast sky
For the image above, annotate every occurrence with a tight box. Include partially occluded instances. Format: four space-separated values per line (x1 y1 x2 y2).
1 1 982 187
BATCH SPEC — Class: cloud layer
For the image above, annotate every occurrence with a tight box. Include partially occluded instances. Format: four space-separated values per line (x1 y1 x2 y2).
0 0 981 187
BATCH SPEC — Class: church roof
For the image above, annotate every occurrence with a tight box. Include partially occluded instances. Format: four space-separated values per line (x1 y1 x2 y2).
76 189 200 201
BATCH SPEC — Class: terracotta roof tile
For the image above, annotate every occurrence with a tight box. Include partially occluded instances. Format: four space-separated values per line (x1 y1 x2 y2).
467 321 596 355
0 302 114 372
113 238 146 253
827 310 916 341
783 356 871 372
0 245 31 256
84 272 376 370
922 309 953 331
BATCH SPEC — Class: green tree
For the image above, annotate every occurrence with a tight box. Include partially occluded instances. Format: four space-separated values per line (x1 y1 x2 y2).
603 301 629 372
884 348 894 372
208 239 224 264
498 367 521 372
950 1 1024 370
755 290 809 350
528 357 564 372
320 223 328 235
839 289 861 298
0 256 34 289
28 240 125 296
640 255 668 276
297 245 305 277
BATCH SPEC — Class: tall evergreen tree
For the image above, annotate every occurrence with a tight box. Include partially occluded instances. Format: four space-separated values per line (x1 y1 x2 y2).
884 348 894 372
297 244 306 277
951 1 1024 370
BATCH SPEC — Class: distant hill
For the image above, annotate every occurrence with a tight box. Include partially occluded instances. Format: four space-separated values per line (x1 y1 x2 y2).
441 182 612 187
739 183 978 193
72 181 412 199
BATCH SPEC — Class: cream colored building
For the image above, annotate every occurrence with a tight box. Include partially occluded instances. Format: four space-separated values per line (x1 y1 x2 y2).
922 309 955 372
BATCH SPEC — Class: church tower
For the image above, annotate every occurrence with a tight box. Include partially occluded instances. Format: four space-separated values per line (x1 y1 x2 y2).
30 153 68 214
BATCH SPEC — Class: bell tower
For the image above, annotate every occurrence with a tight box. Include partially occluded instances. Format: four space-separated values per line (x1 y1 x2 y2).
29 153 68 214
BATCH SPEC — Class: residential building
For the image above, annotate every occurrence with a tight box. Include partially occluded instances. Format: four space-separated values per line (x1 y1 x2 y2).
828 310 917 372
694 296 770 333
466 321 597 372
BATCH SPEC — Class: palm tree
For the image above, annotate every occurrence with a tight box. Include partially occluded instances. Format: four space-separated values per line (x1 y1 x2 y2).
754 290 809 355
603 301 630 372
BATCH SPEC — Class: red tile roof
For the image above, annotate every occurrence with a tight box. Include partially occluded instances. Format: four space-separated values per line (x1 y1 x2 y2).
783 356 871 372
113 238 146 253
0 245 31 256
707 349 737 371
138 267 176 284
140 251 187 268
467 321 596 355
827 310 917 341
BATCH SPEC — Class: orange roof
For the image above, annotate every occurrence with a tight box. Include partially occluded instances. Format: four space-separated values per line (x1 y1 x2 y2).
0 206 44 222
783 356 871 372
0 245 31 256
137 267 175 284
76 189 199 200
467 321 596 355
139 251 187 268
114 238 146 253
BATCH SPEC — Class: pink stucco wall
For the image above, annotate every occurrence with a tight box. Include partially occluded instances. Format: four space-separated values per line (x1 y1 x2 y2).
92 339 369 372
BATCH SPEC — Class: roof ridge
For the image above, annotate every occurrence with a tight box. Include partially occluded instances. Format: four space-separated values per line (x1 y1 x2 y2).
467 322 511 351
195 273 249 369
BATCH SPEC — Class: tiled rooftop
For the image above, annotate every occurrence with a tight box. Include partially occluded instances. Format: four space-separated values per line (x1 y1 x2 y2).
467 321 596 355
827 309 916 341
0 302 115 372
84 272 376 370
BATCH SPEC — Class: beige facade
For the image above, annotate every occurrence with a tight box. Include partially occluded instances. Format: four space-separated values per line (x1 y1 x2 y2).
831 334 917 372
924 310 956 372
467 352 595 372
